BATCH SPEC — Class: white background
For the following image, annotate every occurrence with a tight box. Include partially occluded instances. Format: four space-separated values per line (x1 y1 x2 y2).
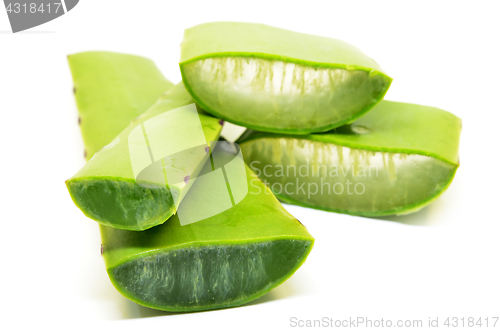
1 1 499 330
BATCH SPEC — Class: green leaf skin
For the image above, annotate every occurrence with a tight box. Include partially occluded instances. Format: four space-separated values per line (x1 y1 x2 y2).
66 84 223 230
101 164 314 312
68 51 174 160
180 22 392 134
237 100 461 216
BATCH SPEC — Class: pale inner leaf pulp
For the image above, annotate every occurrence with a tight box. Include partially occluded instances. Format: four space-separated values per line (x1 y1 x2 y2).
183 57 390 132
111 240 311 309
241 138 456 215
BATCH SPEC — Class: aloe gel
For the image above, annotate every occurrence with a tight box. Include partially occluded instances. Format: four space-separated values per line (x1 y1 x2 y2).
66 84 223 231
180 22 392 134
101 161 314 312
68 51 174 160
238 101 461 216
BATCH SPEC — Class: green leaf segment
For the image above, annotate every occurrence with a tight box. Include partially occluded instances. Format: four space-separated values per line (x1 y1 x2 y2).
101 167 313 312
180 22 392 134
237 100 461 216
66 83 222 231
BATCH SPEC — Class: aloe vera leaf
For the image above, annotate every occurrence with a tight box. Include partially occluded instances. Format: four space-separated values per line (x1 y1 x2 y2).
67 55 314 311
68 51 174 160
101 160 314 312
66 83 223 230
180 22 392 134
237 100 461 216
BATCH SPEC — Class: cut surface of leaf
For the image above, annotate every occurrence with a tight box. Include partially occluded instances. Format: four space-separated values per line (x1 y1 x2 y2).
180 22 392 134
67 84 222 230
101 164 314 312
238 100 461 216
68 51 174 160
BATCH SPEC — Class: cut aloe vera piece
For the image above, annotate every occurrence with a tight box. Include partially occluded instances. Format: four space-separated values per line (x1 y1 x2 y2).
238 100 461 216
68 51 174 160
67 54 313 312
101 157 314 312
180 22 392 134
66 83 223 230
